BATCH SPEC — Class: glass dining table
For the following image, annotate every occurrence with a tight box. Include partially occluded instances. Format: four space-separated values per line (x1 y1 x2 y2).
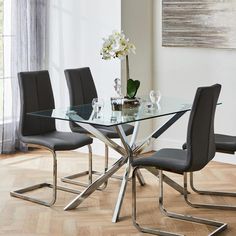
29 96 192 223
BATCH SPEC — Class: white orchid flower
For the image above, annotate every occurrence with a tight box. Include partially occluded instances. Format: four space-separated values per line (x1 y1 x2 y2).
101 31 136 61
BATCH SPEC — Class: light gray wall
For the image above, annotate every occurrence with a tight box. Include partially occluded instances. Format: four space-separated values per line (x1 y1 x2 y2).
48 0 121 109
121 0 153 143
46 1 235 162
47 0 154 156
153 1 236 163
48 0 121 156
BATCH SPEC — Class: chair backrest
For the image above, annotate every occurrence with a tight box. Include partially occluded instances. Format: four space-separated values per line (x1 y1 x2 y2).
18 70 56 136
186 84 221 172
64 67 98 106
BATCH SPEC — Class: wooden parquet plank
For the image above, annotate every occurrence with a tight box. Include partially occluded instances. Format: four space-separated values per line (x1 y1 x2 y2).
0 149 236 235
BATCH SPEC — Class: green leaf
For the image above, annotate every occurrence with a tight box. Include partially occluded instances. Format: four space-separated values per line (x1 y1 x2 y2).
126 79 140 99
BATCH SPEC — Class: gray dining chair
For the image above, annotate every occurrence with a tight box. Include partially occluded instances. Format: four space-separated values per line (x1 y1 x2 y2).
10 70 93 207
62 67 134 189
131 84 227 235
214 134 236 154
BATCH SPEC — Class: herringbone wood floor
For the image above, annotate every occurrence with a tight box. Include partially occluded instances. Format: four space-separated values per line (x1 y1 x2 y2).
0 148 236 236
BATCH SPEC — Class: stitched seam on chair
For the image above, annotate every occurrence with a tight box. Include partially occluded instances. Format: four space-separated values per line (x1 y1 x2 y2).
79 70 86 105
35 73 41 134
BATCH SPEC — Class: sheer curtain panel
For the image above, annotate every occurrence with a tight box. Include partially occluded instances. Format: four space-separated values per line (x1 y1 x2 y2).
0 0 48 153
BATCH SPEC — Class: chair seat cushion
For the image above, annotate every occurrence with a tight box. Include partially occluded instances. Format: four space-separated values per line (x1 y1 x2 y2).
21 131 93 151
183 134 236 154
214 134 236 153
70 122 134 139
132 148 188 173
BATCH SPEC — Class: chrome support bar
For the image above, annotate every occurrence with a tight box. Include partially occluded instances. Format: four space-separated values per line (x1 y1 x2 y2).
130 121 140 148
145 167 188 195
76 122 126 157
183 172 236 210
64 156 127 210
128 121 146 186
10 148 81 207
112 159 131 223
133 112 187 156
112 122 144 223
61 144 108 190
116 125 132 156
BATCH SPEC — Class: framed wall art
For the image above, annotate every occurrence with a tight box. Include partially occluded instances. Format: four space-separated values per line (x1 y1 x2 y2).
162 0 236 49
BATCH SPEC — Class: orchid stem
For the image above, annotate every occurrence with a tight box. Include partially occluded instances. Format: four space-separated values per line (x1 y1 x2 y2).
126 55 129 82
126 55 130 97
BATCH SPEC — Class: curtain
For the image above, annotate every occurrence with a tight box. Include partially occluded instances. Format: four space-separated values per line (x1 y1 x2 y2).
0 0 48 153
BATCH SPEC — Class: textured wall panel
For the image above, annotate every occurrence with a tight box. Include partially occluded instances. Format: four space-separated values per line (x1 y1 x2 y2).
162 0 236 48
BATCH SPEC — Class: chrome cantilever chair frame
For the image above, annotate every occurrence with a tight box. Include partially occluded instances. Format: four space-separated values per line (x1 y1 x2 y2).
12 70 94 207
131 84 227 235
10 144 90 206
185 171 236 211
132 168 227 236
182 147 236 211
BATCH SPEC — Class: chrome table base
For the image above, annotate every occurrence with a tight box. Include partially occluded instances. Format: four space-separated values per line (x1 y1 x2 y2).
64 156 127 210
64 112 188 223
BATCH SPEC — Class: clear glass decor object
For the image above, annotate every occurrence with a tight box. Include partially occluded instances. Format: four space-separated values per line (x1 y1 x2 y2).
110 97 123 111
92 98 104 113
110 96 141 111
114 78 122 97
149 90 161 105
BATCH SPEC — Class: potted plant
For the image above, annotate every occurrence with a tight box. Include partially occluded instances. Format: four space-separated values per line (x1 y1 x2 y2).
100 31 140 106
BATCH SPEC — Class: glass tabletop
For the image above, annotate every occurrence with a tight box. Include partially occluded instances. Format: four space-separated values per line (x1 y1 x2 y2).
29 97 192 127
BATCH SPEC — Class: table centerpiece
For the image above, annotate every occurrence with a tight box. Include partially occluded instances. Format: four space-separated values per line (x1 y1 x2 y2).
100 31 140 111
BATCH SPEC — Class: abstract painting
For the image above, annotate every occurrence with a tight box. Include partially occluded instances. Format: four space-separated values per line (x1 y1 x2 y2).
162 0 236 49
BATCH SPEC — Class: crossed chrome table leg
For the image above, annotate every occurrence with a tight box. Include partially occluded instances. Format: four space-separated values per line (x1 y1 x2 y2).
64 121 143 211
112 111 188 222
64 111 187 223
64 122 130 211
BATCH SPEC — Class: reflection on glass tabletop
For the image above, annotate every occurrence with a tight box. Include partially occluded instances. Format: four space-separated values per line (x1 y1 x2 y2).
29 97 192 127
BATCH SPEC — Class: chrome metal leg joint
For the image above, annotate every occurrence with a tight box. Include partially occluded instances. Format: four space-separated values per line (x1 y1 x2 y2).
64 155 127 211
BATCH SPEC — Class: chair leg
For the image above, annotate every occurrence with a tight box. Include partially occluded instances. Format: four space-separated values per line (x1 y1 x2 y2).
183 172 236 210
131 168 227 236
10 150 81 207
61 144 109 190
92 144 109 191
93 144 124 181
61 144 100 188
160 171 227 235
62 144 125 191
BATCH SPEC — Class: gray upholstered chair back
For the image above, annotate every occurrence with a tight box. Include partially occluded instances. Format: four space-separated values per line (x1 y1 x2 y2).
186 84 221 172
18 70 56 136
64 67 98 106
